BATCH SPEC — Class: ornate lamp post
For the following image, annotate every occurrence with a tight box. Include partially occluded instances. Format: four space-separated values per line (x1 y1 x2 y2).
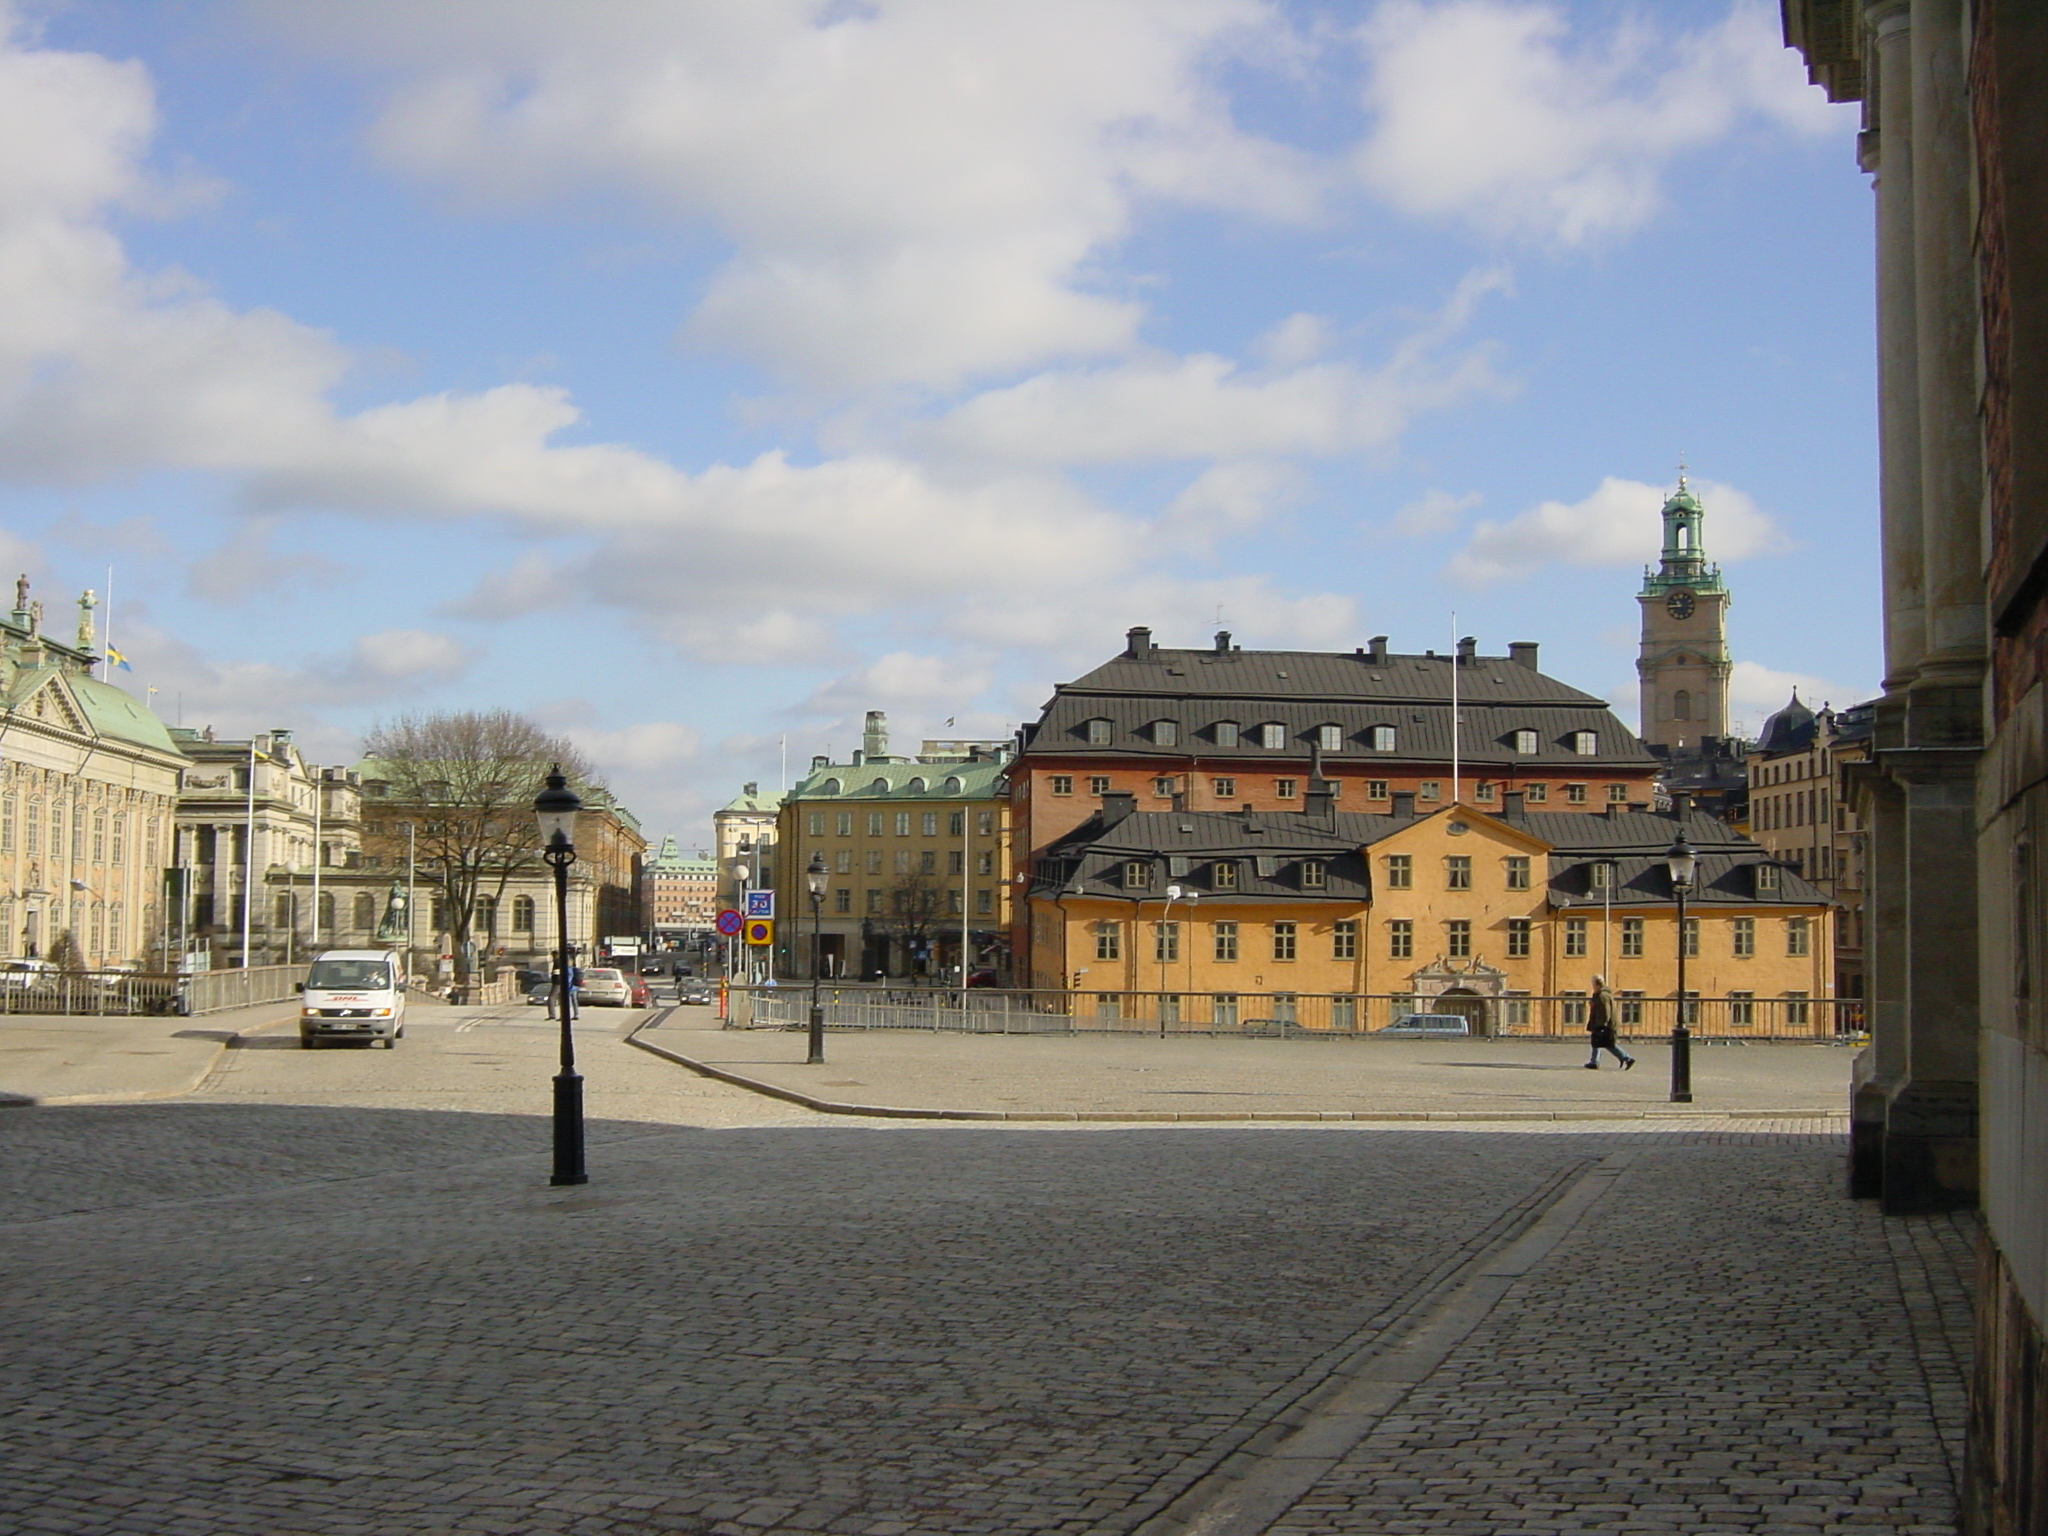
1665 831 1696 1105
534 767 586 1186
806 852 828 1064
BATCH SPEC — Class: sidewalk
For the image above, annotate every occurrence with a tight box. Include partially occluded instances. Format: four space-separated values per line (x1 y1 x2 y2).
0 1001 313 1105
638 1019 1857 1121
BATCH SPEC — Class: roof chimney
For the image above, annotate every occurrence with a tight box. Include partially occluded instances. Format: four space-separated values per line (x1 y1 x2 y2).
1368 635 1388 665
1100 791 1138 828
863 710 889 762
1126 625 1154 658
1392 790 1416 818
1456 635 1477 664
1501 790 1524 820
810 754 829 772
1213 630 1231 652
1508 641 1539 670
1669 790 1694 819
1305 781 1335 825
743 781 758 797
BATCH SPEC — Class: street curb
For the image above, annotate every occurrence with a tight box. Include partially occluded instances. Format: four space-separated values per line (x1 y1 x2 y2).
623 1025 1849 1125
14 1006 297 1108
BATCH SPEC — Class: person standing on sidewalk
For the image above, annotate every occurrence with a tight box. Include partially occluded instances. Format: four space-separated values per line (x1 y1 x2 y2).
1585 975 1635 1069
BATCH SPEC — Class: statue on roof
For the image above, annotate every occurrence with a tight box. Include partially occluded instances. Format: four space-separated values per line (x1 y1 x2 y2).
77 589 97 651
14 574 27 610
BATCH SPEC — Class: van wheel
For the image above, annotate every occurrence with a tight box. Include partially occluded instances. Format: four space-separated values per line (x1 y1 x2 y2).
381 1035 397 1049
300 1036 318 1050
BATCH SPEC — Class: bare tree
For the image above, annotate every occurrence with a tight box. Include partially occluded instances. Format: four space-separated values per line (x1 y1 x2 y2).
877 872 948 979
361 711 595 989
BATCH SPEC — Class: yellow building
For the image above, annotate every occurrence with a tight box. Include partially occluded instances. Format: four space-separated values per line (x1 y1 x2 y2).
1030 787 1833 1035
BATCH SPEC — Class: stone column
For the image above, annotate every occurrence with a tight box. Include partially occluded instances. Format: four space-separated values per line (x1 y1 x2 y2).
1849 769 1907 1197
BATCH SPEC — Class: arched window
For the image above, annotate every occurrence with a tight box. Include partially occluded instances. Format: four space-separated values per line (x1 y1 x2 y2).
1673 690 1692 721
942 776 963 793
820 778 842 795
513 895 536 933
353 892 377 931
906 777 927 794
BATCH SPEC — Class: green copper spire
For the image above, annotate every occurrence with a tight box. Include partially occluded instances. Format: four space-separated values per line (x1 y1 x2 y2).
1640 471 1726 596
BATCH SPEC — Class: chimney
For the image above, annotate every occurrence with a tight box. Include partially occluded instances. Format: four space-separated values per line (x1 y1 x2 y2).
1669 790 1693 818
1214 630 1231 652
810 755 829 772
1392 790 1416 818
743 781 759 797
1501 790 1524 820
851 750 864 767
1368 635 1388 665
863 710 889 762
1456 635 1476 664
1305 783 1335 825
1171 790 1187 812
1126 625 1154 658
1508 641 1539 670
1100 791 1138 828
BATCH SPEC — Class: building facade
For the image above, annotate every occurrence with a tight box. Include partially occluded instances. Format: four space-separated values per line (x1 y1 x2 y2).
1029 790 1830 1029
775 733 1012 981
644 836 717 940
0 582 184 967
1010 629 1661 974
714 781 783 917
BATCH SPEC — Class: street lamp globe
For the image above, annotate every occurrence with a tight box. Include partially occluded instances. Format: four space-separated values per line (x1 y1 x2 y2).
807 852 828 899
1664 832 1697 892
534 767 582 849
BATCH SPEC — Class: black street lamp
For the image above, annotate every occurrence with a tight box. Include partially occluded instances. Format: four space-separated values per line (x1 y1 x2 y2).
534 766 586 1186
1665 830 1697 1105
806 851 828 1064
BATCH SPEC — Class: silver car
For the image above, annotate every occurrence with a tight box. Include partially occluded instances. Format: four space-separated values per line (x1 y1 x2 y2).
576 967 633 1007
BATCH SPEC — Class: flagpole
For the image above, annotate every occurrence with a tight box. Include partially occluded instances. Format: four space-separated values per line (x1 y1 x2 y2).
103 565 113 677
1450 610 1460 804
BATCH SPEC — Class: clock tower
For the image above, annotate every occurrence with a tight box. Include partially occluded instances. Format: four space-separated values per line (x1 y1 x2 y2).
1636 477 1732 752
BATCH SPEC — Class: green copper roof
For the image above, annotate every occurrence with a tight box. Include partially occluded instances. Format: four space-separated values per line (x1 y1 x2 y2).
719 787 785 814
4 665 180 756
788 758 1005 801
1639 481 1726 596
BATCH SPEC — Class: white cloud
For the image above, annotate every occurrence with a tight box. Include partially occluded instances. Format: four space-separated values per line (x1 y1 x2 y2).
257 0 1320 392
1446 475 1787 585
1162 460 1306 549
1352 0 1844 247
1725 660 1872 736
1385 487 1479 538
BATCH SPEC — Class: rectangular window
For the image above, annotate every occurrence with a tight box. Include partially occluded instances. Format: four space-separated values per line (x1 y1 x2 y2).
1367 780 1389 800
834 888 851 914
1561 992 1588 1026
976 850 994 875
922 812 939 836
1607 784 1628 803
1619 991 1644 1026
1418 781 1441 801
1272 922 1297 961
1385 854 1412 889
1475 781 1497 802
948 811 965 836
1212 860 1239 890
1273 993 1299 1025
1318 724 1342 751
91 816 104 864
1621 917 1644 957
894 812 911 836
1564 918 1588 957
0 795 12 853
1783 991 1810 1026
1445 855 1472 890
1332 995 1357 1030
1213 922 1239 962
1565 783 1588 804
1097 992 1121 1020
1525 783 1548 803
1501 995 1531 1029
1389 920 1413 959
866 850 883 874
1507 918 1531 958
1574 731 1598 755
1153 777 1176 798
1213 776 1236 798
1369 725 1395 751
1088 720 1113 745
1446 919 1471 958
976 888 993 915
836 849 853 874
866 889 881 914
948 850 965 875
1732 917 1755 957
1094 921 1121 961
868 811 884 835
1213 994 1239 1028
1683 918 1700 958
1275 778 1298 800
977 810 994 836
1089 775 1111 796
1158 993 1181 1026
1214 722 1240 748
1333 920 1358 960
1122 860 1151 890
1504 856 1531 891
807 811 824 835
894 849 911 874
920 850 936 874
1051 775 1074 796
1145 720 1175 747
1154 922 1179 963
948 890 963 914
1589 862 1612 889
1301 859 1326 889
1729 992 1754 1026
1260 724 1286 749
1787 917 1810 956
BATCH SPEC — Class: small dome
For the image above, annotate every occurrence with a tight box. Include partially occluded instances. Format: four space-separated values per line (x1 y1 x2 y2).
1756 692 1817 756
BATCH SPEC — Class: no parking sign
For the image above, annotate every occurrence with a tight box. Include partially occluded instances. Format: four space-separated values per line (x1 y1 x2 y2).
715 909 742 937
743 918 775 947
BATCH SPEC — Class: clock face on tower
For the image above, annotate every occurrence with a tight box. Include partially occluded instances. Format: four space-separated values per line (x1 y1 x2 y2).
1666 589 1696 620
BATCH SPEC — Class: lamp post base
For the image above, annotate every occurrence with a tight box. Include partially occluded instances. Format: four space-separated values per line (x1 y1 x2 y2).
1669 1025 1693 1105
806 1003 825 1065
550 1069 588 1186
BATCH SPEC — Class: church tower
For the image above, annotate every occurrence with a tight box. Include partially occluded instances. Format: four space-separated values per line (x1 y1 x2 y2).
1636 477 1732 752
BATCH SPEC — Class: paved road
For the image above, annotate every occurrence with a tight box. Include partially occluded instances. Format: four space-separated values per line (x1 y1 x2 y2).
0 1005 1967 1536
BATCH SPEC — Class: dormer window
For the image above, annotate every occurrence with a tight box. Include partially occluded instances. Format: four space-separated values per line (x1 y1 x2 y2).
1211 860 1239 890
1317 724 1343 751
1086 719 1113 746
1368 725 1396 751
1152 720 1179 747
1300 859 1327 889
942 776 962 793
1512 729 1538 755
1572 731 1598 755
820 778 842 795
1259 723 1286 749
1213 721 1240 748
870 777 889 792
1756 864 1780 894
1122 860 1151 890
906 777 926 793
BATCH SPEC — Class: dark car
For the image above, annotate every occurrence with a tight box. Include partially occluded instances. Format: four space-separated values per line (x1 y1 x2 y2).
677 983 713 1006
966 968 999 988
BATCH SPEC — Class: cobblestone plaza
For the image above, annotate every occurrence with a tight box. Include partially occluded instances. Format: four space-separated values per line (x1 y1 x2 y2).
1 1005 1972 1535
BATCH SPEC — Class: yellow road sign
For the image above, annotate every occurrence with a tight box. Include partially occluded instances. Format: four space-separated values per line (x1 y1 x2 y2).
744 918 774 947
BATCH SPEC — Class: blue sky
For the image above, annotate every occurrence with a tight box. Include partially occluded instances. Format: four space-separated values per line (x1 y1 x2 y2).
1 0 1874 844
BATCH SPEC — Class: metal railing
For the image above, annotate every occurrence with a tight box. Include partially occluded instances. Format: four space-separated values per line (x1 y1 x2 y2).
179 964 311 1016
728 987 1862 1041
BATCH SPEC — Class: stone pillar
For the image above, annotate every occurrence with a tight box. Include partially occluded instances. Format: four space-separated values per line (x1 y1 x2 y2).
1849 769 1907 1197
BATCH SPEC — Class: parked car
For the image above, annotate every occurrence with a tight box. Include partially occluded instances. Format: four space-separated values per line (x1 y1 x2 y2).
628 976 653 1008
677 983 713 1006
576 967 632 1007
1378 1012 1471 1036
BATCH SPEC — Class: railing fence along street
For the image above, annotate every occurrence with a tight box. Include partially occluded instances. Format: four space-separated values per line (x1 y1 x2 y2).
727 986 1861 1041
0 964 312 1017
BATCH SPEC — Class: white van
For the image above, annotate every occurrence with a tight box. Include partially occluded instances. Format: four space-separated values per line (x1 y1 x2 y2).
299 949 408 1048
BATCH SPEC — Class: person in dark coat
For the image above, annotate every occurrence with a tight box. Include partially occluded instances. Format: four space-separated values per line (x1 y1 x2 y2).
1585 975 1635 1069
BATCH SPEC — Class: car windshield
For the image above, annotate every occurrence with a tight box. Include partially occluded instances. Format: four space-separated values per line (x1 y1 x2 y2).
307 959 392 991
587 969 623 981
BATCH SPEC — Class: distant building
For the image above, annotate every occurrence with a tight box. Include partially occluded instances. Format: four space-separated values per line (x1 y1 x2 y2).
1636 478 1734 752
0 580 184 967
714 780 784 916
644 836 717 940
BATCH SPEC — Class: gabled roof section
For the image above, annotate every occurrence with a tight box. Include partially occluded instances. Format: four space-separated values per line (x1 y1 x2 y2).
4 665 180 755
788 758 1005 801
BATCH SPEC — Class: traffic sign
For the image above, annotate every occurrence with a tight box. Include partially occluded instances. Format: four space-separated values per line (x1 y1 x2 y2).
744 918 774 947
745 890 775 919
715 909 743 937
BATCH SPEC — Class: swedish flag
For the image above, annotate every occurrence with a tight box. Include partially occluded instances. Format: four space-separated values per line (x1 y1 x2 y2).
106 645 132 671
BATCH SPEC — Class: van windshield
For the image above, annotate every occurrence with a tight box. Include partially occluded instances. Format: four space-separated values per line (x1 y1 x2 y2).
307 959 392 991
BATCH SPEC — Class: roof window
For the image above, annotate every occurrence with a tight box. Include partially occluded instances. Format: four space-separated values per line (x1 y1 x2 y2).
1572 731 1598 755
1317 724 1343 751
1152 720 1179 747
1368 725 1396 752
1512 729 1537 755
1213 721 1240 748
1086 719 1113 746
1258 723 1286 749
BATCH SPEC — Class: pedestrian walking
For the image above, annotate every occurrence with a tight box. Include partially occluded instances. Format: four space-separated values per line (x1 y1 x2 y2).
1585 975 1635 1069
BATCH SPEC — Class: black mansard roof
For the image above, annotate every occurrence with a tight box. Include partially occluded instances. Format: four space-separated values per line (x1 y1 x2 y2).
1021 637 1653 769
1034 803 1825 908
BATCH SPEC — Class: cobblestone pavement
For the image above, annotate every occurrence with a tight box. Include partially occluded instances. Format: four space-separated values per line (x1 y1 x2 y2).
2 1072 1970 1536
